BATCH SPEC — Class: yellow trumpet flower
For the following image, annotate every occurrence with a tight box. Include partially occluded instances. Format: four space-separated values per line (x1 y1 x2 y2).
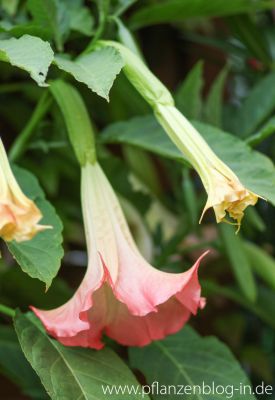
0 139 49 242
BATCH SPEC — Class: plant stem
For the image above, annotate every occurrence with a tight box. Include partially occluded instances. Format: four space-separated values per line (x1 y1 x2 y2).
0 303 15 318
246 121 275 147
9 91 53 162
82 0 110 54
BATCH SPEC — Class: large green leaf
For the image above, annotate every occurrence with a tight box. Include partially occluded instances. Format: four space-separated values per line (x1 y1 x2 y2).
55 47 125 100
0 34 54 86
14 311 148 400
101 115 275 205
0 325 47 399
7 166 63 289
129 0 275 29
129 326 256 400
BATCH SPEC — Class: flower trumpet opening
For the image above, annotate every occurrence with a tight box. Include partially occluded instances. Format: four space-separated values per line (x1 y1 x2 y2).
199 166 258 231
0 138 50 242
32 162 207 349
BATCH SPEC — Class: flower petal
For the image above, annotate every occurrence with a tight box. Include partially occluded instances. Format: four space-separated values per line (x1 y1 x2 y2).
31 256 104 338
111 221 207 316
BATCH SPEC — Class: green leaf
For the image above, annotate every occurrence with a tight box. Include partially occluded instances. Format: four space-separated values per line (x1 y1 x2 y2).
27 0 69 51
68 5 94 36
101 115 275 206
244 207 265 232
55 47 125 100
7 166 63 289
243 241 275 291
219 224 257 302
0 325 47 399
182 168 199 228
129 325 256 400
204 66 228 128
129 0 275 29
246 116 275 147
0 34 54 86
232 72 275 137
123 146 162 197
50 79 96 166
115 17 142 57
175 60 203 119
14 311 148 400
0 23 52 41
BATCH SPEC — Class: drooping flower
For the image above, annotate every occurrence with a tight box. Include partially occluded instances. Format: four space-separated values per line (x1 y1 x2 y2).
99 41 259 229
32 162 206 349
0 138 48 242
155 105 258 230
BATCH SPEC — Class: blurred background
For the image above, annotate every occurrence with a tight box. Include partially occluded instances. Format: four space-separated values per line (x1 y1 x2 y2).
0 0 275 398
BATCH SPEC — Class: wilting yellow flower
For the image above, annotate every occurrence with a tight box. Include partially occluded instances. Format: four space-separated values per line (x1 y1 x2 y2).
200 164 258 228
0 139 48 242
99 41 259 230
155 105 258 230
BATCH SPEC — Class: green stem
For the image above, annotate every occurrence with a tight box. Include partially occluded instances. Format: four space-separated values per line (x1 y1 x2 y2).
0 304 15 318
9 91 52 162
246 123 275 147
83 0 110 54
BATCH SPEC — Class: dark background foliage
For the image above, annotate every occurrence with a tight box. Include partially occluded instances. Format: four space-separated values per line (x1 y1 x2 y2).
0 0 275 398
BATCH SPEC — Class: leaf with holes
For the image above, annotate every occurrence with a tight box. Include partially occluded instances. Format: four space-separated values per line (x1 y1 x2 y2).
0 35 54 86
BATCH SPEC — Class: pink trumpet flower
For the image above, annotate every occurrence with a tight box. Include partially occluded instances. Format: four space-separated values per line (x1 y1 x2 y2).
32 162 207 349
